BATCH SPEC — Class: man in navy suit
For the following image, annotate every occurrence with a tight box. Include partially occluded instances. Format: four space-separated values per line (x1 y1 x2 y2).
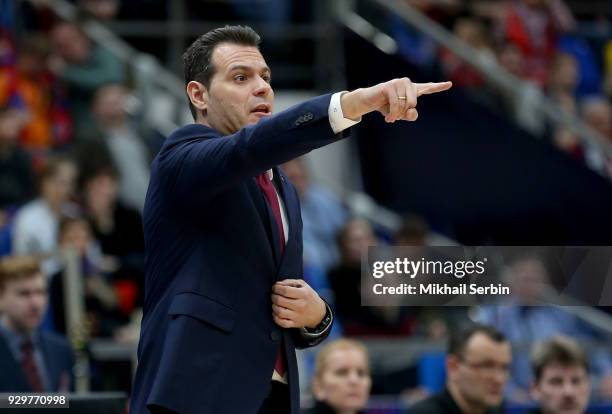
0 255 74 393
130 25 451 414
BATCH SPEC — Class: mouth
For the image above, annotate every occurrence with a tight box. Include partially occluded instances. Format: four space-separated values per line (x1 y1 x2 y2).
250 104 272 116
487 388 503 398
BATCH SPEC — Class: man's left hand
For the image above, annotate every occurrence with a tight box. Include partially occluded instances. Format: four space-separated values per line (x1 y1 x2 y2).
271 279 326 329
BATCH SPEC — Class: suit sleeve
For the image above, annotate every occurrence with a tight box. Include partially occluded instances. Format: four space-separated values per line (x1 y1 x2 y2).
158 94 347 208
291 301 334 349
291 326 331 349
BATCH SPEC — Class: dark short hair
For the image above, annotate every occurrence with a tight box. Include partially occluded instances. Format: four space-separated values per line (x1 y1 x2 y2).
395 214 429 244
79 164 119 194
182 25 261 120
448 324 507 357
531 336 589 382
58 215 90 239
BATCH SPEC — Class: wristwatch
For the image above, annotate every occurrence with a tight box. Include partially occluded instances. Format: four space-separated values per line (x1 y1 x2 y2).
300 301 333 338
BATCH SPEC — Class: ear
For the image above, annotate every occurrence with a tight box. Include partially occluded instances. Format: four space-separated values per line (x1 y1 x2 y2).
530 382 541 402
446 355 459 380
186 80 208 118
312 378 326 401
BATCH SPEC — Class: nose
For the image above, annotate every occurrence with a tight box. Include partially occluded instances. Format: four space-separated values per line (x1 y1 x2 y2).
253 76 272 97
32 293 46 311
491 367 507 384
561 382 576 396
347 370 363 385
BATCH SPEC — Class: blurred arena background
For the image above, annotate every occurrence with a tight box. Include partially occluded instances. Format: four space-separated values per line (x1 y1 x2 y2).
0 0 611 412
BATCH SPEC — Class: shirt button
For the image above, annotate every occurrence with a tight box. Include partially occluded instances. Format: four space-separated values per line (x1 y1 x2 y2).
270 331 280 341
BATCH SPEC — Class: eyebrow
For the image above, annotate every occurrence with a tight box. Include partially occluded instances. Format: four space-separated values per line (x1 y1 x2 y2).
228 65 271 75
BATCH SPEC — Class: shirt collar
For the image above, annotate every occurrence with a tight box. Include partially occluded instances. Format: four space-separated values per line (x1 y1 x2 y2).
0 319 41 352
267 169 273 181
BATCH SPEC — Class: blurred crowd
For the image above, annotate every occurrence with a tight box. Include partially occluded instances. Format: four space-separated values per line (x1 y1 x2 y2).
392 0 611 177
0 0 611 413
0 0 151 349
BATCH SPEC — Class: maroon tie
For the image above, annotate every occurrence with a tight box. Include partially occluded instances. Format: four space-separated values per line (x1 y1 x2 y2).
256 173 285 255
21 340 44 392
256 172 286 377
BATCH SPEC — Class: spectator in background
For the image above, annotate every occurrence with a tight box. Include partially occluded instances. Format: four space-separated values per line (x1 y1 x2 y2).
395 214 430 246
0 104 35 211
0 255 73 392
81 166 144 313
547 53 579 115
498 0 576 86
49 21 124 136
439 17 494 90
329 218 414 336
546 53 582 159
281 157 347 272
89 84 150 212
529 336 590 414
0 35 72 158
581 97 611 142
308 338 371 414
581 96 612 178
497 42 525 78
408 324 511 414
12 157 78 275
328 218 375 334
477 253 612 403
394 213 457 386
49 216 127 338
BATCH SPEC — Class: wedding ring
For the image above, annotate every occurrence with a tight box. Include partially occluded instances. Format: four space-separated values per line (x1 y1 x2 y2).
397 96 407 100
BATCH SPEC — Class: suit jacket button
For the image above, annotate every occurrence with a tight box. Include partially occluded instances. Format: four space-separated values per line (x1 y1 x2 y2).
270 331 280 341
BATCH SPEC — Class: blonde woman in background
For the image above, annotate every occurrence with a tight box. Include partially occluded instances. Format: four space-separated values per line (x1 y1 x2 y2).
309 338 372 414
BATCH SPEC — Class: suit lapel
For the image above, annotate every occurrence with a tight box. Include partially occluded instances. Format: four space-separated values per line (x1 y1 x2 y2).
0 333 31 391
273 167 298 246
248 169 299 273
273 167 300 279
39 334 57 391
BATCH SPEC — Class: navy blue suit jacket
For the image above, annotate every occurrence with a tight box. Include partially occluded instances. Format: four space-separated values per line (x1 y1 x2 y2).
130 94 346 414
0 331 74 392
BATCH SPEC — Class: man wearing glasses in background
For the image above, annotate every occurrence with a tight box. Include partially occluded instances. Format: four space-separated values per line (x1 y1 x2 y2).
408 324 511 414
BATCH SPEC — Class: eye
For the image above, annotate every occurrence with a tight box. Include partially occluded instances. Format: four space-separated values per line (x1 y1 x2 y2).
234 74 247 82
334 367 349 377
262 75 271 83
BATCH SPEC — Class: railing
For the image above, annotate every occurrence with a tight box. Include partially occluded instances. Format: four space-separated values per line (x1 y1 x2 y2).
334 0 612 176
37 0 410 232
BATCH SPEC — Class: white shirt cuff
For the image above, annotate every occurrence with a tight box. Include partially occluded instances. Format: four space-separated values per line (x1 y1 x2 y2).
328 91 362 134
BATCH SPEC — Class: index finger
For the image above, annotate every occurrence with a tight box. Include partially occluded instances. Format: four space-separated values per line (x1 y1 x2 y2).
272 284 303 299
276 279 304 288
415 81 453 97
